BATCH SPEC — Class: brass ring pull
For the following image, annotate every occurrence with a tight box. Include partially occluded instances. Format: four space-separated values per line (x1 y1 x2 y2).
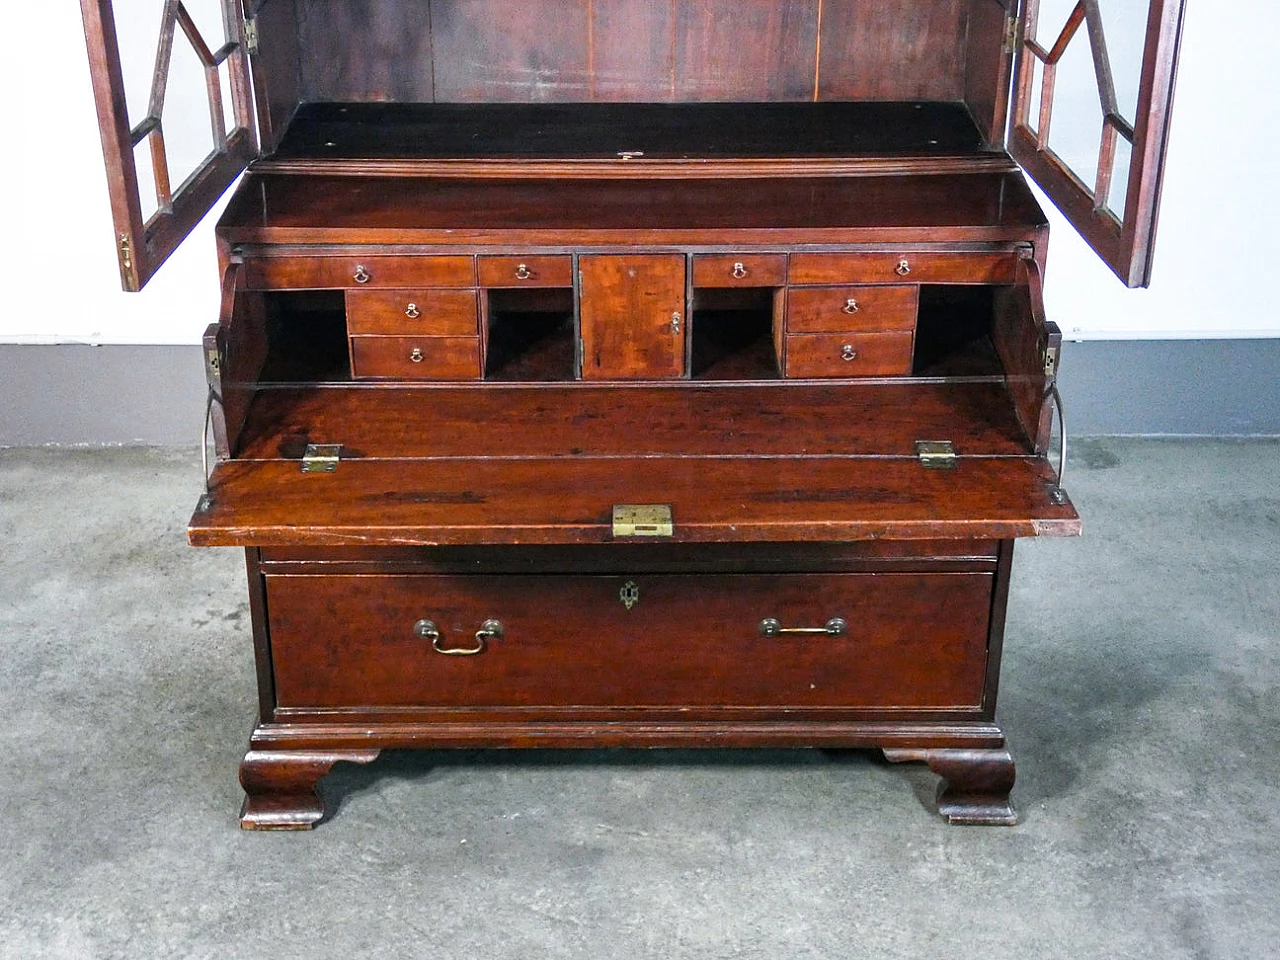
353 265 371 284
409 347 424 363
759 617 847 638
841 345 858 361
515 264 532 280
895 259 911 276
405 303 420 319
732 262 748 279
842 298 859 314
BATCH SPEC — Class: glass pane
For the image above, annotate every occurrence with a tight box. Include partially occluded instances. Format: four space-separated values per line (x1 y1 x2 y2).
166 30 217 187
114 6 165 129
1045 22 1101 190
1104 134 1133 218
219 61 237 138
1027 0 1151 218
1011 0 1186 286
108 0 236 210
133 139 160 223
1096 3 1148 125
1026 56 1045 138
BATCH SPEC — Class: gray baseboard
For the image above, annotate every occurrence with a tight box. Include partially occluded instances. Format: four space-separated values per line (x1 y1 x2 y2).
0 345 207 446
1 340 1277 445
1057 339 1280 436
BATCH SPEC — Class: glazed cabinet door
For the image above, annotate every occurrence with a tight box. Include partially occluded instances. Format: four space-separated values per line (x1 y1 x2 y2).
1009 0 1187 287
579 255 687 380
80 0 258 290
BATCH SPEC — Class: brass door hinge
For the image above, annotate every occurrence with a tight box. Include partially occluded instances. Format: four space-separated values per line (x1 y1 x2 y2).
612 504 674 538
243 17 260 54
916 440 956 470
301 443 342 474
1003 15 1020 53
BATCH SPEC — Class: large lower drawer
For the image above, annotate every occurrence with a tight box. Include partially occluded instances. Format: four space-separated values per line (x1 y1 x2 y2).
266 572 993 710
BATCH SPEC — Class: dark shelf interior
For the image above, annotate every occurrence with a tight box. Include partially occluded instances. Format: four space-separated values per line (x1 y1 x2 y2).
484 289 577 382
271 101 990 162
252 280 1006 386
912 286 1002 377
259 291 351 383
691 289 781 381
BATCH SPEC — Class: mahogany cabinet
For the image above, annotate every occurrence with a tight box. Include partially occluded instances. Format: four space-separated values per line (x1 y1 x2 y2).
81 0 1186 828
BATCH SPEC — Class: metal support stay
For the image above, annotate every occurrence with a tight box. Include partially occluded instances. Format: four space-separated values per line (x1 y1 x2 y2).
198 385 225 511
1045 383 1068 504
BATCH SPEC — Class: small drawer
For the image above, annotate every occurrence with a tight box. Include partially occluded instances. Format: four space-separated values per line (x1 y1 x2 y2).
785 331 915 378
788 253 1018 286
346 290 479 336
786 285 918 333
245 256 475 290
266 572 993 710
692 254 788 288
350 336 481 380
478 256 574 288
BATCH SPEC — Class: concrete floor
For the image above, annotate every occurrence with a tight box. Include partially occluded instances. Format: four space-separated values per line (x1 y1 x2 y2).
0 440 1276 959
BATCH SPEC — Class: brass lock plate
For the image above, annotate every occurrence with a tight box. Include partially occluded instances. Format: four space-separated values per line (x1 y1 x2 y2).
612 504 674 538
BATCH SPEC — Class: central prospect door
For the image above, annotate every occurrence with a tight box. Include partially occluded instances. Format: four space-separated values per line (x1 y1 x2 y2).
579 255 687 380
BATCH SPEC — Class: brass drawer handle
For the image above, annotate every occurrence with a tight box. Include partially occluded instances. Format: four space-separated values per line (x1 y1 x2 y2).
409 347 424 363
842 298 859 314
515 263 532 280
353 265 371 284
414 618 502 656
759 617 847 638
405 303 420 319
895 259 911 276
841 344 858 361
732 262 748 279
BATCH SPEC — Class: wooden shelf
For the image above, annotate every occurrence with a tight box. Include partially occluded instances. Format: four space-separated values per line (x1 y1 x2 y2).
269 101 993 163
221 171 1045 246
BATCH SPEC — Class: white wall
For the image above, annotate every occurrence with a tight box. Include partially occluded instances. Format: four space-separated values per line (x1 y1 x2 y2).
1037 0 1280 339
2 1 1276 345
0 1 230 346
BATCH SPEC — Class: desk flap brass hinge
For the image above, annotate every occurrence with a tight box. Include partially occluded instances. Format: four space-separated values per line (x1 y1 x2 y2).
301 444 342 474
1043 343 1060 377
916 440 956 470
613 504 674 538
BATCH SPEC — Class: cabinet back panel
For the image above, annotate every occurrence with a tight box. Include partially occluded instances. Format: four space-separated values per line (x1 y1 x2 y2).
252 0 303 153
963 0 1016 145
294 0 967 104
816 0 966 101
